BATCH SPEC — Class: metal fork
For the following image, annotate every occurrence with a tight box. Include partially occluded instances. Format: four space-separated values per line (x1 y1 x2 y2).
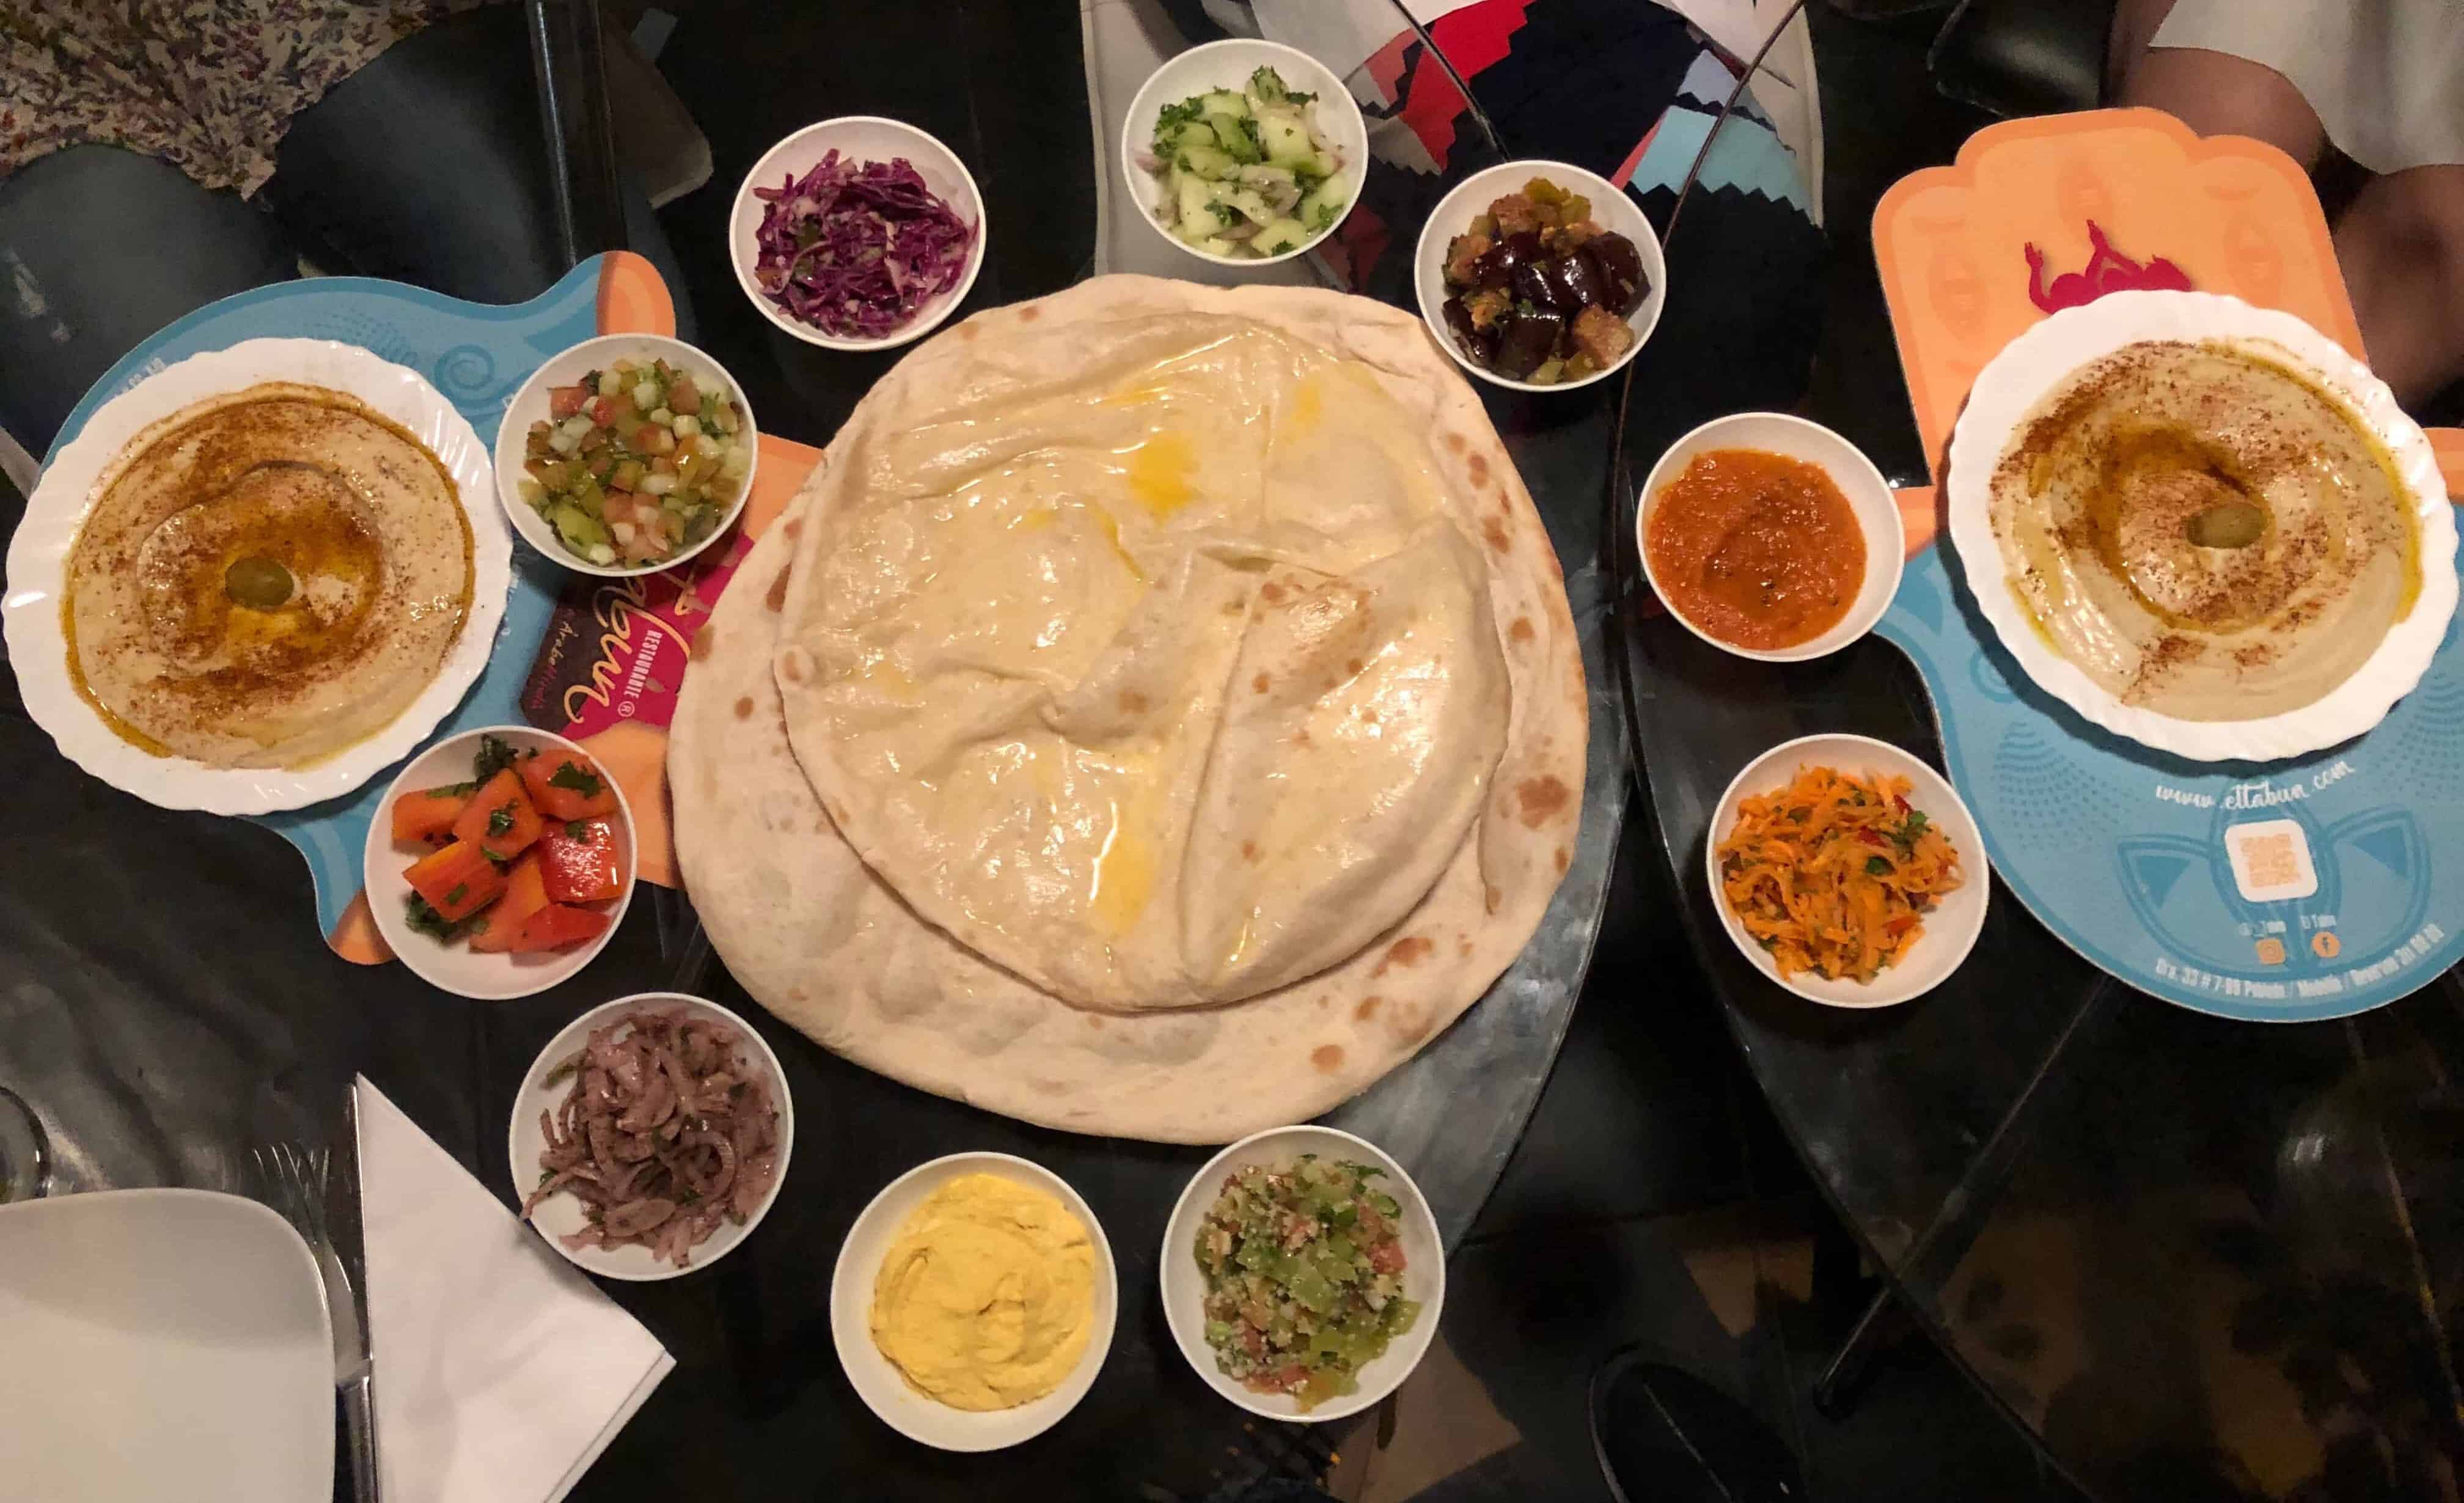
254 1142 380 1503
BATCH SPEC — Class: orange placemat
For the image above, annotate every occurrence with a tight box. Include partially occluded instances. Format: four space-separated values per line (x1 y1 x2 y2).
1871 106 2460 549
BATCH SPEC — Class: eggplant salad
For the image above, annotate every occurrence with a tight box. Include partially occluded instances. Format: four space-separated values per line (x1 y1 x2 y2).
1439 177 1649 384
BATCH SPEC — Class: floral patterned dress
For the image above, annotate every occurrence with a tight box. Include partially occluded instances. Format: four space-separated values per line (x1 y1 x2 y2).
0 0 498 197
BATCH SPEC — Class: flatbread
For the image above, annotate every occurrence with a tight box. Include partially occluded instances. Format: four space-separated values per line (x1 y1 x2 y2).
670 276 1585 1142
772 280 1542 1012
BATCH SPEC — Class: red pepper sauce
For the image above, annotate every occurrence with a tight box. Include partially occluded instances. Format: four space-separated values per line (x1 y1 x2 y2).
1646 447 1866 650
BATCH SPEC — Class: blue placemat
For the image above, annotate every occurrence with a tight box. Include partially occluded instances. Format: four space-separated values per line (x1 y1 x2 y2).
45 260 610 948
1877 540 2464 1021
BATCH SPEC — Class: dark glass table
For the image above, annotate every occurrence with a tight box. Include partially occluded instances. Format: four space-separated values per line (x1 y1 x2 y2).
1612 178 2464 1503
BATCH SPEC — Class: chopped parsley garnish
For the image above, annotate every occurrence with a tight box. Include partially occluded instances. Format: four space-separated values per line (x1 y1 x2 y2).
548 761 604 798
1865 856 1893 877
1308 200 1339 232
472 733 518 783
405 894 469 940
486 805 515 837
444 883 468 906
1155 97 1204 139
566 820 591 840
1891 809 1931 851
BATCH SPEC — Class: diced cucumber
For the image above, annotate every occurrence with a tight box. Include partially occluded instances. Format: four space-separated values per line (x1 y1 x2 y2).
1238 163 1299 194
1257 111 1314 167
1176 172 1217 235
1198 89 1249 118
1194 235 1238 257
1253 217 1311 255
1165 120 1216 154
550 504 610 556
1175 142 1239 180
1297 177 1349 232
1206 113 1261 163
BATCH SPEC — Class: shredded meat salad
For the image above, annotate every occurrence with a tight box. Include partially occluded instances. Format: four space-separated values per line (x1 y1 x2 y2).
524 1009 782 1267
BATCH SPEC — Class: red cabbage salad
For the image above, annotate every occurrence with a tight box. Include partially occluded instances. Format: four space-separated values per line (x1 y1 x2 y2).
750 150 975 339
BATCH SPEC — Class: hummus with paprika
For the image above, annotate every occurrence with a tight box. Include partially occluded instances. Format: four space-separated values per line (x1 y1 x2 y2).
1987 339 2420 721
868 1172 1095 1411
63 382 474 767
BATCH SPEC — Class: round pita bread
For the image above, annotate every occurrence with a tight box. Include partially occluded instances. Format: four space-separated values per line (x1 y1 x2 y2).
670 276 1584 1142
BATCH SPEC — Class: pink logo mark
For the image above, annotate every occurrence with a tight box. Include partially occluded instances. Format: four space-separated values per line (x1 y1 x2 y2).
2024 221 2192 312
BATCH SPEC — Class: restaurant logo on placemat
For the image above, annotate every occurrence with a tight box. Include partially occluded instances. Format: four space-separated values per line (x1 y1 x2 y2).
519 532 760 737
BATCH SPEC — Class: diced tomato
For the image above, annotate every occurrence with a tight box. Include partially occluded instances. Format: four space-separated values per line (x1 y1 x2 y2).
511 903 610 953
1264 1364 1310 1393
390 784 472 845
632 423 666 452
1857 829 1888 848
518 749 618 820
1884 915 1918 938
587 395 620 427
449 768 545 860
468 854 551 953
548 384 588 419
1367 1238 1406 1274
538 818 625 903
403 839 505 923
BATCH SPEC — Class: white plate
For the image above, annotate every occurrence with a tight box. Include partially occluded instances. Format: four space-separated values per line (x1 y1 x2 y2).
1944 289 2458 763
1159 1125 1443 1423
492 334 759 578
3 338 511 814
0 1188 331 1503
364 725 637 1000
507 993 794 1281
1704 733 1990 1009
831 1152 1118 1450
1414 159 1668 392
1638 412 1905 661
1120 39 1370 270
730 117 986 352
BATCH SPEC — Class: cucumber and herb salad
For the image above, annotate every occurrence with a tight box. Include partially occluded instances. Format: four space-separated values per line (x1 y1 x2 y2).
1194 1155 1419 1409
520 358 749 568
1145 67 1349 259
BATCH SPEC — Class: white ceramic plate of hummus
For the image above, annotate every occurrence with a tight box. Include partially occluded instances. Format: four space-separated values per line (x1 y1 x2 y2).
831 1152 1118 1452
1945 290 2457 762
4 338 510 813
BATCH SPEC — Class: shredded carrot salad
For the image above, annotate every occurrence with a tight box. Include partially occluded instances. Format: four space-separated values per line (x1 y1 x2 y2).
1716 765 1963 983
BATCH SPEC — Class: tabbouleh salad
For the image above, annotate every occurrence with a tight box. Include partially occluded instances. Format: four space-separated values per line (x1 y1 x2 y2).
1195 1155 1419 1409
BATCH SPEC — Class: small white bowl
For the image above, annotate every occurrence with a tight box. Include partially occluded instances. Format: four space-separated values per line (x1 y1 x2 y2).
507 993 794 1282
1704 733 1990 1009
1120 39 1369 269
364 725 637 1000
1638 413 1906 661
493 334 758 579
730 117 987 351
1413 159 1668 393
831 1152 1118 1451
1159 1125 1443 1424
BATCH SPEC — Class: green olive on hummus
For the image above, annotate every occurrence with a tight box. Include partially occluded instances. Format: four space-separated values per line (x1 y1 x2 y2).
63 381 474 767
1988 339 2420 721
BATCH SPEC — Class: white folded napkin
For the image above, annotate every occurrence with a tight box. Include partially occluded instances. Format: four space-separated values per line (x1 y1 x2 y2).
356 1076 674 1503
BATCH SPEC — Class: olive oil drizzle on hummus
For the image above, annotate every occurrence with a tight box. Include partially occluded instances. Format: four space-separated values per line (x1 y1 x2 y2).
1990 339 2419 719
63 386 474 765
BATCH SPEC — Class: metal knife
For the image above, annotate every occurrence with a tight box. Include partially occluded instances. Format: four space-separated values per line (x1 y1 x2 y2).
325 1083 382 1503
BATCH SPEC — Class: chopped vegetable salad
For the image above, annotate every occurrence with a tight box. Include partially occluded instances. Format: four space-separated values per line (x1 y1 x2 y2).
521 358 747 568
1195 1155 1419 1409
